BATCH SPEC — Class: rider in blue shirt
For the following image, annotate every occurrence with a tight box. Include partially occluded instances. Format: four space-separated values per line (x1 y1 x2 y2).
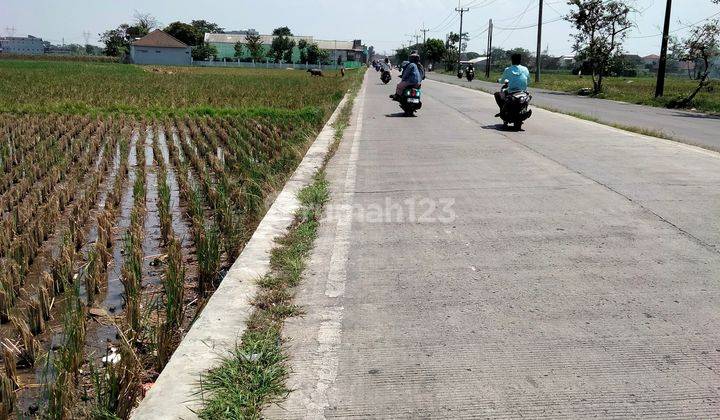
393 52 424 99
494 53 530 114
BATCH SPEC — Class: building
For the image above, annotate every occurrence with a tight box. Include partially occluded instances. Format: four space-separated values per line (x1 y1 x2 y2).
130 29 192 66
557 55 576 68
204 33 366 65
0 35 44 54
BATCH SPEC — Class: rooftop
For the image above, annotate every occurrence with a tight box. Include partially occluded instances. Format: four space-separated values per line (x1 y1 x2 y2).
132 29 188 48
204 33 361 51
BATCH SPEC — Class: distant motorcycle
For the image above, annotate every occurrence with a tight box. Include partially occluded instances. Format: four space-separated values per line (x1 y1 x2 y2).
381 69 392 84
497 81 532 130
392 85 422 116
457 69 463 79
466 67 475 82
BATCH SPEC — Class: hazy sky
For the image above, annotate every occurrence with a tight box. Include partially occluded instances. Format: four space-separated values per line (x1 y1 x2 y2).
2 0 719 56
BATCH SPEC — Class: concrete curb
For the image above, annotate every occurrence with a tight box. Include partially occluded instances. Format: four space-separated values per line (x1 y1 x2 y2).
131 90 354 420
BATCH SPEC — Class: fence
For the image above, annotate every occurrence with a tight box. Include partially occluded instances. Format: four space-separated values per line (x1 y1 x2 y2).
192 60 363 70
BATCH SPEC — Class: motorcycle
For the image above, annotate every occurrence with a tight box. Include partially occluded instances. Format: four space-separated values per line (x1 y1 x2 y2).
380 69 392 84
466 67 475 82
497 81 532 130
457 69 464 79
392 85 422 116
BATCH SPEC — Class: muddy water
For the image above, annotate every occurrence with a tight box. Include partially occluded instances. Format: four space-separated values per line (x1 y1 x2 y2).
158 130 189 248
86 142 121 249
94 131 138 341
170 128 197 188
142 128 163 294
8 134 120 415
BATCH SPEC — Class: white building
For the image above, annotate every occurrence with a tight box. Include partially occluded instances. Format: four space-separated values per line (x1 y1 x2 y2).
130 30 192 66
0 35 44 54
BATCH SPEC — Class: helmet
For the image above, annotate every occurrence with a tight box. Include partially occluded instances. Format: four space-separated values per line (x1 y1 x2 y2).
409 52 420 64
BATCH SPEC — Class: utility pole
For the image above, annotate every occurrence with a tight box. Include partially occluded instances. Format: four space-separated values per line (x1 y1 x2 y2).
414 33 420 47
455 2 470 70
405 33 415 49
420 25 429 44
485 19 493 79
655 0 673 97
535 0 544 83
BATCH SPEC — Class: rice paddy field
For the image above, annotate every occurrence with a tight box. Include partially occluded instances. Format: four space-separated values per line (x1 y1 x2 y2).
0 59 361 418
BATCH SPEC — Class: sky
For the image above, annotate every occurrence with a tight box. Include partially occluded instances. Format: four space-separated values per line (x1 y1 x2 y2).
1 0 719 56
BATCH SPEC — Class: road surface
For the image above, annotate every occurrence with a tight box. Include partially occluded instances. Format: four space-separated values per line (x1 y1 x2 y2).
267 71 720 418
428 72 720 152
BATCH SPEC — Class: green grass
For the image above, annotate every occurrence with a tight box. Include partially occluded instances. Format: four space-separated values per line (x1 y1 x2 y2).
0 60 357 118
479 71 720 113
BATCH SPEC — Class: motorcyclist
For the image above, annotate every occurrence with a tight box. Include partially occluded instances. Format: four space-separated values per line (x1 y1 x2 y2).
381 57 391 72
494 53 530 115
392 52 424 100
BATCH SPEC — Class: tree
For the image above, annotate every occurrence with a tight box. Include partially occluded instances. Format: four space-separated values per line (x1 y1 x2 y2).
245 33 265 62
306 43 329 64
192 43 217 61
395 47 411 65
191 20 224 35
422 38 446 66
99 24 131 57
298 39 308 63
268 27 295 63
133 11 158 35
165 21 201 46
669 19 720 108
445 32 461 70
272 27 293 37
566 0 633 94
234 41 244 58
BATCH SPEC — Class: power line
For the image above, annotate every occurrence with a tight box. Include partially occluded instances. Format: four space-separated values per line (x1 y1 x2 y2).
628 10 720 39
432 14 460 33
494 16 564 31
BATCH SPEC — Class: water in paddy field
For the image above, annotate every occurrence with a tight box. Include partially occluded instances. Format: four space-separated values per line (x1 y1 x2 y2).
93 130 138 347
142 127 163 290
9 134 121 416
170 128 193 186
87 142 122 248
158 129 189 248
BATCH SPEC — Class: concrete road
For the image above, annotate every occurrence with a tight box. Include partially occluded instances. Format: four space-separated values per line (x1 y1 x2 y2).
267 71 720 418
428 72 720 152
